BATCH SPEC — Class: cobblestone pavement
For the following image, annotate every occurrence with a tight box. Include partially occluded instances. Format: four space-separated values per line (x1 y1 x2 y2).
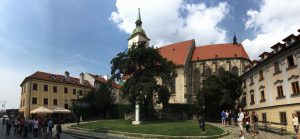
209 122 296 139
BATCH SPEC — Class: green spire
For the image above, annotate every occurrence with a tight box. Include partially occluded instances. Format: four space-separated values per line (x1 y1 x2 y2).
233 33 237 44
131 8 147 36
135 8 142 27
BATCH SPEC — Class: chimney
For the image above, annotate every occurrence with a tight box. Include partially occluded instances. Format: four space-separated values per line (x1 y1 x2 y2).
80 73 84 84
64 71 70 81
103 75 108 81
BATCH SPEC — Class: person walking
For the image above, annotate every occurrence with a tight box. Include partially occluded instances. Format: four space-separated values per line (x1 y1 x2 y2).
5 117 12 136
251 110 259 137
292 113 299 136
14 118 18 134
237 108 244 138
33 118 39 138
244 111 250 134
55 124 62 139
23 118 29 138
221 110 226 128
47 118 54 137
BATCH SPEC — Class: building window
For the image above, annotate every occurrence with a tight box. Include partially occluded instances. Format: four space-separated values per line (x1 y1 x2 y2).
287 55 296 68
262 113 267 123
79 90 83 95
280 112 287 125
53 86 57 93
291 81 300 94
32 97 37 104
53 99 57 105
33 83 38 90
250 93 255 105
43 98 48 105
64 87 68 94
259 70 264 81
274 61 281 74
231 66 239 76
64 104 69 109
250 76 254 85
277 86 284 98
73 89 76 95
44 85 48 92
260 91 266 102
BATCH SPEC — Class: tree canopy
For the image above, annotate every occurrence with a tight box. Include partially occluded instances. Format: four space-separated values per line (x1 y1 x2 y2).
110 42 177 118
196 71 243 119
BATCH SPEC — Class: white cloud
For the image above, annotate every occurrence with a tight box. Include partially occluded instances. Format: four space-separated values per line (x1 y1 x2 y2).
110 0 229 47
242 0 300 60
0 68 30 109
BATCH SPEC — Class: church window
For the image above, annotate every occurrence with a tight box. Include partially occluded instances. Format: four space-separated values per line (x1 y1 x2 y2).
231 66 239 76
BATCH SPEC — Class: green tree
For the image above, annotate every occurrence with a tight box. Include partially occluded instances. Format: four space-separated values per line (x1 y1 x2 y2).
73 83 115 118
110 42 177 119
196 71 243 119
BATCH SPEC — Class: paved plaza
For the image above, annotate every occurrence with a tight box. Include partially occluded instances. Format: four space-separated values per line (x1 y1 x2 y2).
210 122 295 139
0 118 86 139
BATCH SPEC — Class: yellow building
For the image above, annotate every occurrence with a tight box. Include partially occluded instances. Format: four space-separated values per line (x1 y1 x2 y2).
19 71 93 118
241 29 300 132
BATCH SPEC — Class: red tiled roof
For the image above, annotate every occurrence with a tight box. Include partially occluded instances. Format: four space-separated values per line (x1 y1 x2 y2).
23 71 93 88
191 43 250 61
159 39 195 66
88 73 122 89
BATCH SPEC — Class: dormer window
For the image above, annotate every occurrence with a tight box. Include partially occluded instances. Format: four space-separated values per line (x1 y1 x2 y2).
73 80 78 84
61 77 66 81
283 34 297 47
50 75 56 80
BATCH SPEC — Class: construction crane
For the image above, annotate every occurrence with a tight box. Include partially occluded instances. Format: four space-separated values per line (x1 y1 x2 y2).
0 101 7 112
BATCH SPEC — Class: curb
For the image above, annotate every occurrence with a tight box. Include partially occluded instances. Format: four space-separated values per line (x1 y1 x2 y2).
63 123 228 139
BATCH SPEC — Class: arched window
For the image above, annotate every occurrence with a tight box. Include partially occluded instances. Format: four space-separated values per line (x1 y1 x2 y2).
193 69 200 94
231 66 239 76
205 68 212 77
218 67 226 75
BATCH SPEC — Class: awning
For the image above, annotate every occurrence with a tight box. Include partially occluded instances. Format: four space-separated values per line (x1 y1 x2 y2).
30 107 53 114
52 106 71 113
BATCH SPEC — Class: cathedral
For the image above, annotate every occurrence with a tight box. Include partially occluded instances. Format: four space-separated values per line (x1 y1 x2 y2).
127 9 251 104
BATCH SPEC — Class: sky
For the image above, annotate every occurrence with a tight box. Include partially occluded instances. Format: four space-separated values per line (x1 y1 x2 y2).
0 0 299 109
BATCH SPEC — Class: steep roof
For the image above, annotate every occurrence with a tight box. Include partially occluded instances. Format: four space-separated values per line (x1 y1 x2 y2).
191 43 250 61
159 39 194 66
88 73 122 89
21 71 93 88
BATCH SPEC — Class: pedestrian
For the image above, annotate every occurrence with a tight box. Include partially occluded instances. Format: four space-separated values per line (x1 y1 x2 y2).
14 118 18 134
55 124 62 139
292 113 299 135
221 110 226 128
23 118 29 138
237 107 244 138
225 110 229 126
244 111 250 134
251 110 259 136
47 118 54 137
2 117 6 126
33 118 39 138
5 117 12 136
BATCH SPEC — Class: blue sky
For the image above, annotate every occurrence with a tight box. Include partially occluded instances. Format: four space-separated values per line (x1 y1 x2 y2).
0 0 299 109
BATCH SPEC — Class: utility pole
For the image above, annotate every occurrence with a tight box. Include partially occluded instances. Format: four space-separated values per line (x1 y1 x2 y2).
0 101 7 112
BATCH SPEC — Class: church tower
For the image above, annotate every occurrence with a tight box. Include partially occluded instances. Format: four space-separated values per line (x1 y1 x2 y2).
128 8 150 49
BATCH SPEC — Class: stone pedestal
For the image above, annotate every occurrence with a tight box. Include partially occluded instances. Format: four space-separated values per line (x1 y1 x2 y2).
132 101 141 125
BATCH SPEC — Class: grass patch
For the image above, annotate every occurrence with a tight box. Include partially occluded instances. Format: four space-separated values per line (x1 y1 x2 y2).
77 120 225 136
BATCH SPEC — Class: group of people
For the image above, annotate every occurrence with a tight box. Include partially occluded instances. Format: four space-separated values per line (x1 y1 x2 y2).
2 115 62 139
221 108 300 138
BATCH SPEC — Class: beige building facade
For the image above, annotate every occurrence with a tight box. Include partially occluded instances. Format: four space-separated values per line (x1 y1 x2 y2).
241 29 300 132
20 71 93 118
